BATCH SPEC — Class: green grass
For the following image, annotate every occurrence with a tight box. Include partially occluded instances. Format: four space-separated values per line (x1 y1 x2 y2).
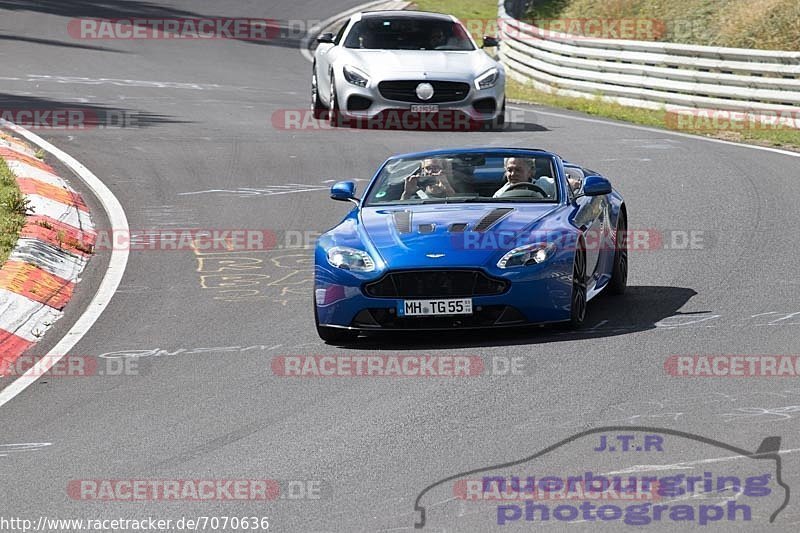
413 0 498 21
411 0 499 45
527 0 800 50
0 157 27 266
507 79 667 128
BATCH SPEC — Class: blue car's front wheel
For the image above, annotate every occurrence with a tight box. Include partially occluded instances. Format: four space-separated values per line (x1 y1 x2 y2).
569 245 587 328
609 210 628 295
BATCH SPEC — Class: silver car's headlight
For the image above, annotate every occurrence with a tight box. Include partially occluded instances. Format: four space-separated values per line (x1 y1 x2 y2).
327 246 375 272
475 67 500 90
497 243 556 269
343 65 370 88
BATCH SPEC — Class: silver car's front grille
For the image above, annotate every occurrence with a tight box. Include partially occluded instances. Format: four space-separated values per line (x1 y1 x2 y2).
378 80 471 104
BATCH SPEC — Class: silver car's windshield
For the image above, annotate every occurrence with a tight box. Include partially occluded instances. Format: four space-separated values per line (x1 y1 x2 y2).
364 153 560 206
344 18 475 51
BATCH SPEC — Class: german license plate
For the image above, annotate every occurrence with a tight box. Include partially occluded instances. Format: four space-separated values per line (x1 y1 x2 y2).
411 104 439 113
400 298 472 316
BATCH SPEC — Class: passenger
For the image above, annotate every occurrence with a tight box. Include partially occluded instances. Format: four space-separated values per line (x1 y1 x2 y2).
449 160 477 194
564 166 585 193
401 158 456 199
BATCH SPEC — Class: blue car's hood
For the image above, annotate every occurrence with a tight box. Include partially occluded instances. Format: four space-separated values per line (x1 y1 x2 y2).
361 203 560 269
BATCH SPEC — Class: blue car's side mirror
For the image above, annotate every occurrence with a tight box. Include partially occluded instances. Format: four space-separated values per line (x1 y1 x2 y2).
330 181 358 203
581 175 612 196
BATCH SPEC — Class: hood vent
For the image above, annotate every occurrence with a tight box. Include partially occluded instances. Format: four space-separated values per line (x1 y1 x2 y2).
448 223 468 233
392 210 412 234
418 223 435 234
473 208 514 232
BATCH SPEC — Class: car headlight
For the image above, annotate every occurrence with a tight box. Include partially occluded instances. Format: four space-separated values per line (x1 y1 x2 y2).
497 243 556 269
327 246 375 272
475 67 499 90
343 65 370 88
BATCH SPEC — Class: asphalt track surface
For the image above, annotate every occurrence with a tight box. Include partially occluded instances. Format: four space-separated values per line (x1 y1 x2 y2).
1 1 800 531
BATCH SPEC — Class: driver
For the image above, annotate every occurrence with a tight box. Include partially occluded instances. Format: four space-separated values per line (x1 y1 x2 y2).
429 27 447 49
401 158 456 199
493 158 554 197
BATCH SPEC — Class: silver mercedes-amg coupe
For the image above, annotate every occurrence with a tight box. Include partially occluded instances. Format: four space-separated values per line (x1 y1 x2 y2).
311 11 506 128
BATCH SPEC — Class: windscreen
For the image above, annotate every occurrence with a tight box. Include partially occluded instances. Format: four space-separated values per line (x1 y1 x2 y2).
364 153 560 205
344 17 475 51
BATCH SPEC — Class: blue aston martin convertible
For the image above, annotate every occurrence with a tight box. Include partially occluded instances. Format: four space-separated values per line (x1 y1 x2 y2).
314 148 627 342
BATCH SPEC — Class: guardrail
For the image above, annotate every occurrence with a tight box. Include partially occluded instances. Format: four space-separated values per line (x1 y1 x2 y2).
496 0 800 123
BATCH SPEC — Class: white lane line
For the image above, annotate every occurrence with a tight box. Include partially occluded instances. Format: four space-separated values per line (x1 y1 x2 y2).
23 75 227 91
0 442 52 452
0 119 129 409
510 105 800 159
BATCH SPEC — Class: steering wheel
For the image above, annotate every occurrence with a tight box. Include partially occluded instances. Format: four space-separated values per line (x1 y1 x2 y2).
503 182 547 196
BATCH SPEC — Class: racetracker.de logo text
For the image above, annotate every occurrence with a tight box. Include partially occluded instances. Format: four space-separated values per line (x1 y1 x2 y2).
68 18 280 40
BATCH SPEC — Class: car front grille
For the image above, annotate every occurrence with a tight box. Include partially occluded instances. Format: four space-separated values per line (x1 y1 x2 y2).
378 80 471 103
364 270 508 298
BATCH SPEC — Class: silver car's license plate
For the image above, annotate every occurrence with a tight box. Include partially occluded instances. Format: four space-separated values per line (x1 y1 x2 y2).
411 104 439 113
400 298 473 316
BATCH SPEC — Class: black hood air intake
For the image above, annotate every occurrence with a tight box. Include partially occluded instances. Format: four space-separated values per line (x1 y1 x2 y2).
473 208 514 232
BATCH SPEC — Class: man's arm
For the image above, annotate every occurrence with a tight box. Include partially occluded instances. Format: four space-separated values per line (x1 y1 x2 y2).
401 175 420 200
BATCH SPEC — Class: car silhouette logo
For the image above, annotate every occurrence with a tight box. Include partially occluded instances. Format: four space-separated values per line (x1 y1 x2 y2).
426 253 445 258
413 426 790 529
